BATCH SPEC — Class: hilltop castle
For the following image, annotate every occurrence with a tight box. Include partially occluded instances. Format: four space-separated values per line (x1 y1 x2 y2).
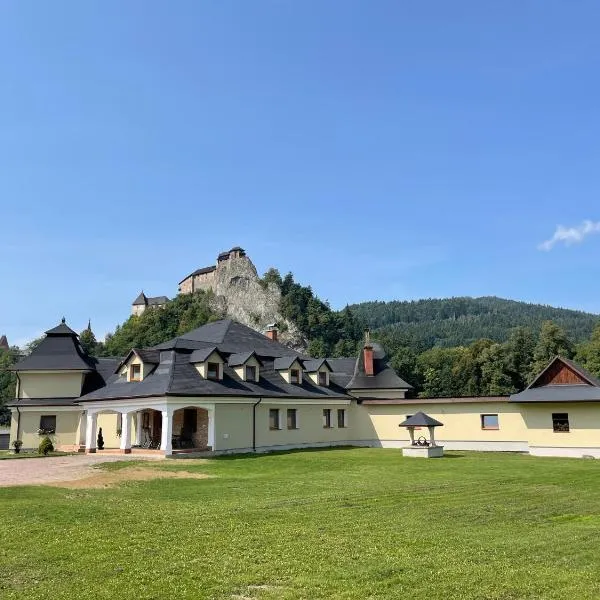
178 246 246 295
131 247 246 315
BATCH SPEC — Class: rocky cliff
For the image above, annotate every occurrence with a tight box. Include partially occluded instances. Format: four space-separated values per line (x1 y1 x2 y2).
206 255 307 351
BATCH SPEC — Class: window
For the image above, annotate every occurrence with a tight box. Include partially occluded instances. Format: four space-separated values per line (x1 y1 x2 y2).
552 413 570 433
287 409 298 430
318 371 328 386
337 409 347 428
481 414 499 430
130 364 141 382
246 365 257 381
269 409 280 430
207 362 220 380
39 415 56 434
323 408 332 428
290 369 300 384
116 413 122 436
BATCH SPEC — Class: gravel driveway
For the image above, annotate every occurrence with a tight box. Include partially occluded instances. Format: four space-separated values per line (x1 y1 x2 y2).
0 454 160 487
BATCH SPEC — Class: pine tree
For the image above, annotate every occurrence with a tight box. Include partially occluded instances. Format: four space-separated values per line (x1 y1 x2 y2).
97 427 104 450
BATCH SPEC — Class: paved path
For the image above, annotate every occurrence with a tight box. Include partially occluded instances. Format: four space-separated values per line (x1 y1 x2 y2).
0 454 161 487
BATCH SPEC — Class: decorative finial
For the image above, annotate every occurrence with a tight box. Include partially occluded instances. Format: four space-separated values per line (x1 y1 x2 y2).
61 317 66 324
87 319 91 330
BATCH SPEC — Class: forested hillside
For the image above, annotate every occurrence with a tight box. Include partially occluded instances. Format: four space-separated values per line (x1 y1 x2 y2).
350 297 599 350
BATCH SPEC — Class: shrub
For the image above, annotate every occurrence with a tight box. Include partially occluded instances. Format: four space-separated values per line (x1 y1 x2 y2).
38 436 54 455
97 427 104 450
11 440 23 453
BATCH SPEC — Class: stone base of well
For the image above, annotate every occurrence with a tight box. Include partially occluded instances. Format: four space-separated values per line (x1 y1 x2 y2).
402 445 444 458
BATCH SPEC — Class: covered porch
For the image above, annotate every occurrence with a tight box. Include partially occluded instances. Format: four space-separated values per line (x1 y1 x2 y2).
81 398 216 457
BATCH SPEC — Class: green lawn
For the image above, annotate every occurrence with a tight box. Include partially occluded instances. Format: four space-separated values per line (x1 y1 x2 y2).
1 449 600 600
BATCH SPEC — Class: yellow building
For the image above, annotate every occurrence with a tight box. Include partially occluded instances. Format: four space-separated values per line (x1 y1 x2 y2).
9 319 600 459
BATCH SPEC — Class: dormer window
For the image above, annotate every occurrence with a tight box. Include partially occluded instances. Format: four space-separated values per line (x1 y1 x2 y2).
290 369 301 384
246 365 257 381
130 364 141 382
318 371 328 386
207 362 220 380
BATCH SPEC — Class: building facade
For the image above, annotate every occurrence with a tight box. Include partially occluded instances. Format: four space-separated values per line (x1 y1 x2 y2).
8 319 600 459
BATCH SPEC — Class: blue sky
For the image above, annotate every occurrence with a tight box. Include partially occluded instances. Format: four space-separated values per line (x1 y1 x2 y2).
1 1 600 347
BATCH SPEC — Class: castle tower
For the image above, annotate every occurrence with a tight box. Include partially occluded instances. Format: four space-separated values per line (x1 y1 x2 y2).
0 335 8 350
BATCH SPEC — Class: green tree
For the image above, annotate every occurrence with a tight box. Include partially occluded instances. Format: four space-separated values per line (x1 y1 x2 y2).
0 346 19 425
575 323 600 377
417 346 467 398
100 291 221 357
531 320 574 376
390 346 420 390
478 343 514 396
504 326 536 390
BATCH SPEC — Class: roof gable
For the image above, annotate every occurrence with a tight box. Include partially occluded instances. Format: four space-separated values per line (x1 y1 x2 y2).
228 351 263 367
189 347 225 364
303 358 332 373
274 356 304 371
528 356 600 389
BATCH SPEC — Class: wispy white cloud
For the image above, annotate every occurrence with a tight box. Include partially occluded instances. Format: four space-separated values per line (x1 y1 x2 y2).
538 220 600 251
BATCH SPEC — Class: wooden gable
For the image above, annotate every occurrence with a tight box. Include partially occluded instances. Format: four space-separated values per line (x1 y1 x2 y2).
531 359 590 388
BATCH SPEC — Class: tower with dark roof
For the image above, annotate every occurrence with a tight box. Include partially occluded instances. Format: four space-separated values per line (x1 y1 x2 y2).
0 335 8 350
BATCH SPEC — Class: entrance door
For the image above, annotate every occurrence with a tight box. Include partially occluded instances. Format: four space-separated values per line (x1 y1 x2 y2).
152 411 162 443
182 408 197 445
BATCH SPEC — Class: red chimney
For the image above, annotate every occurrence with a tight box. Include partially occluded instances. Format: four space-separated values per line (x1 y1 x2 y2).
364 345 374 376
266 325 278 342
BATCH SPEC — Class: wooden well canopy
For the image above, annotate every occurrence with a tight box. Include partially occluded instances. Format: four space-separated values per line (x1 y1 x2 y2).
399 411 444 447
399 412 443 428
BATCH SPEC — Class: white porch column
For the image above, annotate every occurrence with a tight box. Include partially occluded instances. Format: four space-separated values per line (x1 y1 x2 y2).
120 412 132 454
77 412 86 450
85 412 98 454
135 411 143 446
160 407 174 455
207 407 215 451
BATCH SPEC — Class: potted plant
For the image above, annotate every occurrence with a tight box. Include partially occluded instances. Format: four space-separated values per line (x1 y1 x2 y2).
97 427 104 451
11 440 23 454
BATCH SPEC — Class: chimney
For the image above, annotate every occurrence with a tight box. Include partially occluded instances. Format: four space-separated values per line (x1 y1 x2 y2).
363 329 374 376
265 324 278 342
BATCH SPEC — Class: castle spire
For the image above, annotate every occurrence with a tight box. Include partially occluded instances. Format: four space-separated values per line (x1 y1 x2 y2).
0 335 8 350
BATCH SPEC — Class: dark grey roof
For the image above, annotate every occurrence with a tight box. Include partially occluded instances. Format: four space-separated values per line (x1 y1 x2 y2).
346 342 413 391
274 356 303 370
147 296 169 306
45 320 78 336
510 385 600 403
13 321 94 372
79 351 349 402
399 412 444 427
303 358 332 373
228 351 262 367
528 356 600 389
78 321 411 404
327 358 357 388
189 347 222 363
132 292 147 306
0 335 8 349
7 397 80 407
179 265 216 284
152 319 301 357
